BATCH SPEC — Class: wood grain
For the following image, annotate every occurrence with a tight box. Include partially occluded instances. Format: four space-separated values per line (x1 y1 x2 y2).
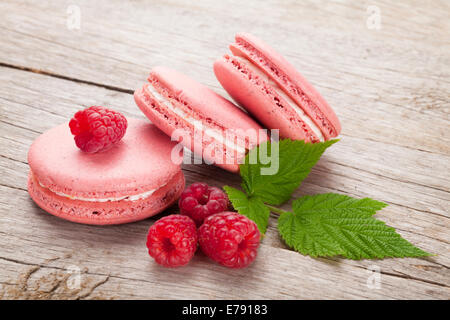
0 0 449 299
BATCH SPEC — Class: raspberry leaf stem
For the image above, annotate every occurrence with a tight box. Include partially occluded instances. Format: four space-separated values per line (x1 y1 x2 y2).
265 204 288 215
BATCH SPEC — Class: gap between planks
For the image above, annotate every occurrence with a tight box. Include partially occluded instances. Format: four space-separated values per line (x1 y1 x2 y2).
0 62 133 94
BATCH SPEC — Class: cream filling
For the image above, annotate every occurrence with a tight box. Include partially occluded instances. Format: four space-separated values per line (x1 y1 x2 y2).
234 56 325 142
38 180 160 202
147 84 247 153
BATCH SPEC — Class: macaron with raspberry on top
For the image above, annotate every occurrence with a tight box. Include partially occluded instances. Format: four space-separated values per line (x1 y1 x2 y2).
27 106 185 225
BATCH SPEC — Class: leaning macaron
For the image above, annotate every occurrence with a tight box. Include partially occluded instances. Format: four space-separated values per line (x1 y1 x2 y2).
28 118 185 225
214 33 341 142
134 66 267 173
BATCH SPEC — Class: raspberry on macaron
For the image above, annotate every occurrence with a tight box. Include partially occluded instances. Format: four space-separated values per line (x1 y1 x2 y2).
69 106 128 153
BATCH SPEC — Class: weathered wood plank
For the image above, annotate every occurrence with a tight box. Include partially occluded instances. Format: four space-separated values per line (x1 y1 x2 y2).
0 185 448 300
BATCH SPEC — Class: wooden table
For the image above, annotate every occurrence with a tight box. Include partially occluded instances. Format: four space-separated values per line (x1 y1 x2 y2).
0 0 448 300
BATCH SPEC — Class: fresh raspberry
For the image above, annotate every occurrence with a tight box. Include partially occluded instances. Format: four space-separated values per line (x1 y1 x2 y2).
179 183 229 226
198 212 260 268
146 214 198 267
69 106 127 153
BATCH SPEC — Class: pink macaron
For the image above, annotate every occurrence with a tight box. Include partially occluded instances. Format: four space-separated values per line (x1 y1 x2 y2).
28 118 185 225
214 33 341 143
134 66 268 173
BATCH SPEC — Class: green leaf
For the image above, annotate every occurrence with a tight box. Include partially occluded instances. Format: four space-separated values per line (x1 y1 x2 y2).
240 139 338 206
278 193 431 259
224 186 270 234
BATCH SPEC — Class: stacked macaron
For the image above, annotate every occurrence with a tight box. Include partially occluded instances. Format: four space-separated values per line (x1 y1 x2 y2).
135 33 340 173
214 33 341 143
134 67 267 173
28 108 185 225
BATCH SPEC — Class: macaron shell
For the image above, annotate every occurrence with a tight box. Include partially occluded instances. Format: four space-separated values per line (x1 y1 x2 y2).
28 171 185 225
134 85 241 172
28 119 181 198
135 67 270 173
149 66 264 135
214 56 316 142
230 32 341 139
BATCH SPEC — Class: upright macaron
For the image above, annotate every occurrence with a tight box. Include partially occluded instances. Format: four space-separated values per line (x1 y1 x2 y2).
214 33 341 142
134 67 268 173
28 118 185 225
